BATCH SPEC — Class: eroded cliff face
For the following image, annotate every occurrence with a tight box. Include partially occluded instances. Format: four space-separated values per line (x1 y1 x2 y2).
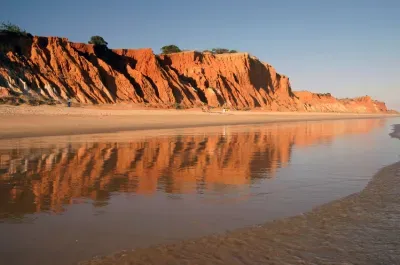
157 51 298 110
0 34 393 112
294 91 390 113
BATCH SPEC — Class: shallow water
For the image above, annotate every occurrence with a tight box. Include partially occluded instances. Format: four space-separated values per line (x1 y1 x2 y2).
0 118 399 265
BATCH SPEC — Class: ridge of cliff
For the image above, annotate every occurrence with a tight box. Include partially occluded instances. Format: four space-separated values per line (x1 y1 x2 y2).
0 34 394 113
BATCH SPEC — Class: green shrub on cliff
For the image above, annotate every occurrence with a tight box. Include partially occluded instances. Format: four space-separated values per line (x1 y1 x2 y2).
209 48 238 54
0 21 30 36
88 36 108 46
161 45 181 54
211 48 229 54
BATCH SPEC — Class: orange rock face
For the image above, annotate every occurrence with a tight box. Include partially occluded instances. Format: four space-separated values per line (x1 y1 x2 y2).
0 34 394 112
0 86 10 97
294 91 391 113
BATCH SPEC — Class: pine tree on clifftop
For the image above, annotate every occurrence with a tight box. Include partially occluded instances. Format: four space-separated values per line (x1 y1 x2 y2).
88 36 108 46
161 45 181 54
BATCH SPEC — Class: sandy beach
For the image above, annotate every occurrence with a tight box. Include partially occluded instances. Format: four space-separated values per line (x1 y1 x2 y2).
0 102 398 265
0 104 398 139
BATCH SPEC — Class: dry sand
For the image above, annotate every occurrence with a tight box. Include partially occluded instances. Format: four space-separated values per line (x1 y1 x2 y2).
0 104 398 139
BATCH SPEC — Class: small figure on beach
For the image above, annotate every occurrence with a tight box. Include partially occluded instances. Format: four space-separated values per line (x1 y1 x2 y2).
67 98 71 107
202 105 211 112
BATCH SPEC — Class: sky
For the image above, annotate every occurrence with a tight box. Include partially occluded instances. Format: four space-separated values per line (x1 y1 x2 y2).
1 0 399 110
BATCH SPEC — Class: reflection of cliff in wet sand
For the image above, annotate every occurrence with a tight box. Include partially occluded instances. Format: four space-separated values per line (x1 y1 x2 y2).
80 161 400 265
0 119 384 219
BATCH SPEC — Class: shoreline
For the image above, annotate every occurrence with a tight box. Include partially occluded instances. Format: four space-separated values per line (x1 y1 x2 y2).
0 105 398 139
80 160 400 265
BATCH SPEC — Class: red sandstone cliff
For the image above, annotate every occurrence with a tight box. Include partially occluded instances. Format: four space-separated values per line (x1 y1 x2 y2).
294 91 391 113
0 33 394 113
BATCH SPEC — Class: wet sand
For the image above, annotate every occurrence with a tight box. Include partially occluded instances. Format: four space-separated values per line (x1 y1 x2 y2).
79 160 400 265
0 104 398 139
79 125 400 265
1 119 398 265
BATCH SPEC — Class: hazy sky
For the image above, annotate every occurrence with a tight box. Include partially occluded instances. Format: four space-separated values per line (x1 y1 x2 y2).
2 0 399 109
